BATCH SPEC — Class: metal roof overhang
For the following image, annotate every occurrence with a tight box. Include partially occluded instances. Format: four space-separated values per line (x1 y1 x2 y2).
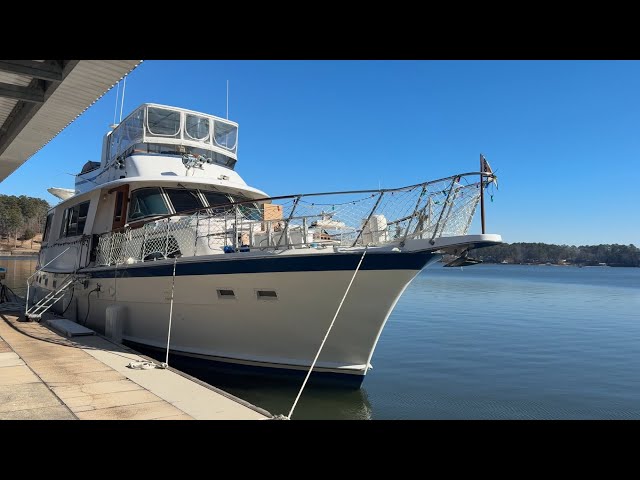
0 60 142 182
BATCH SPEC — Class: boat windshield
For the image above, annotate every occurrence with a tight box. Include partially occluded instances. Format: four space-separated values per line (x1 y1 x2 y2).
127 186 260 223
202 191 260 220
164 188 204 214
202 191 233 209
128 187 170 221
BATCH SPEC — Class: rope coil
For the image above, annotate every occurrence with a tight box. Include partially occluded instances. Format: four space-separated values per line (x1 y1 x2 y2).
126 360 167 370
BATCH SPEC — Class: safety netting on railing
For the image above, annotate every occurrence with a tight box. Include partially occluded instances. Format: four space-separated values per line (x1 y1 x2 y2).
95 216 197 266
94 173 488 267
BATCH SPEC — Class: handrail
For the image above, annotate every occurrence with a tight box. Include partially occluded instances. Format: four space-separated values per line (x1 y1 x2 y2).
351 192 384 247
122 171 492 231
93 169 496 267
430 177 458 245
25 246 71 316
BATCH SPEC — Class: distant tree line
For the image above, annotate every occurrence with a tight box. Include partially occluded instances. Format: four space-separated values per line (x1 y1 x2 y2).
470 242 640 267
0 194 50 247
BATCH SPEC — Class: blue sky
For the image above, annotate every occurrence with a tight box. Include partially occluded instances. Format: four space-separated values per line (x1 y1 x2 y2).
1 60 638 246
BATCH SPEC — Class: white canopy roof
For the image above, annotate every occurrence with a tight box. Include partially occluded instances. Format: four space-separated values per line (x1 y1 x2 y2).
0 60 142 182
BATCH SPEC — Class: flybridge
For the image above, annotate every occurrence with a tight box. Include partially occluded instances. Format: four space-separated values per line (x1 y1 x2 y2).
103 103 239 171
71 104 245 194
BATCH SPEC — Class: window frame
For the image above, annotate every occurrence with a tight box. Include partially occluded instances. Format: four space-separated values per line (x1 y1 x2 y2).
163 187 206 215
59 200 90 238
184 114 211 142
42 213 54 243
145 106 182 138
127 187 171 222
126 186 260 223
213 120 238 151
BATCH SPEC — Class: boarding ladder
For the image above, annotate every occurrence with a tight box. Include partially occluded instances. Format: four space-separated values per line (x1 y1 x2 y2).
25 274 77 321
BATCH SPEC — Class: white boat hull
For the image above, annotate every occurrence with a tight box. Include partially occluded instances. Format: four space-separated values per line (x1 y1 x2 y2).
32 249 442 385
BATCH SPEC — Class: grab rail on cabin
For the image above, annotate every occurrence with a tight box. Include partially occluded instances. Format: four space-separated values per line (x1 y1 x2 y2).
93 171 496 267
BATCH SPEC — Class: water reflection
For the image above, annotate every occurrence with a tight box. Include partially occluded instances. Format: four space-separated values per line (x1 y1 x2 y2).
211 376 373 420
151 352 373 420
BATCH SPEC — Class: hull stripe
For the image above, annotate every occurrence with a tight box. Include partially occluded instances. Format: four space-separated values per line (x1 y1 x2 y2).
86 252 436 278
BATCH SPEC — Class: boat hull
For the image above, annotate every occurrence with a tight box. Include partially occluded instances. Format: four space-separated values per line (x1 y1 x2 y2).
32 250 439 385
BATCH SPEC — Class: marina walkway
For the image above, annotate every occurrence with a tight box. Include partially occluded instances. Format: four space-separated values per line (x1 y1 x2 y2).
0 307 271 420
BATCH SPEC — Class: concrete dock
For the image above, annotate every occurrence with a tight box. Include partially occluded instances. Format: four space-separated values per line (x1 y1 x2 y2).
0 306 271 420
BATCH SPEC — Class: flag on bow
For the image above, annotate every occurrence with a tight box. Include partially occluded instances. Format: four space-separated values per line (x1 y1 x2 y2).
480 154 498 189
481 154 493 175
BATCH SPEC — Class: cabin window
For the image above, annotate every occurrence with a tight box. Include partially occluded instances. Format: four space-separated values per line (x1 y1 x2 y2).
213 121 238 151
59 201 90 237
136 143 184 156
128 188 170 221
202 192 260 220
109 133 120 161
146 107 181 137
233 195 262 221
202 191 232 215
185 115 210 141
109 107 145 161
121 143 236 170
123 109 144 145
164 188 204 214
256 290 278 300
209 150 237 169
42 213 54 243
203 192 232 207
217 289 236 299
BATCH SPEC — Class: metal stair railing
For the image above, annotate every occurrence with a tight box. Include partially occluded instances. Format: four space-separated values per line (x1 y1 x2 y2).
25 274 76 320
25 247 71 317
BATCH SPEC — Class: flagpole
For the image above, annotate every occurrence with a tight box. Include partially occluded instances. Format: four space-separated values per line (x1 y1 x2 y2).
480 153 486 234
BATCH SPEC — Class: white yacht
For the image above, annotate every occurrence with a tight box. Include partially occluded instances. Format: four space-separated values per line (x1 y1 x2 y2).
28 103 501 386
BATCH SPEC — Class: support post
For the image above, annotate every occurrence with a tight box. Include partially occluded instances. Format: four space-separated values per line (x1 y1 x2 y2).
276 196 300 249
480 153 486 234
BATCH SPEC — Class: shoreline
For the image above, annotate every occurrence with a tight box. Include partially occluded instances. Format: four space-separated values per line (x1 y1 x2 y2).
0 253 38 259
440 260 638 268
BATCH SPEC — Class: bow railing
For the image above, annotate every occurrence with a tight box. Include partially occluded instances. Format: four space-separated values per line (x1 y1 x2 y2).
94 171 493 267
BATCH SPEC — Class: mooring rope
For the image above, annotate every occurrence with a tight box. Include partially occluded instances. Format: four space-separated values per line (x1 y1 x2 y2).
164 257 178 367
285 245 369 420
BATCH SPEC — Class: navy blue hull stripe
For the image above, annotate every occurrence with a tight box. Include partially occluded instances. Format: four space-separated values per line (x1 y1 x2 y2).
86 251 436 278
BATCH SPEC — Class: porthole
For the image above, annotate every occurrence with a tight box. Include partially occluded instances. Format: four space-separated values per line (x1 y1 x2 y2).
256 290 277 300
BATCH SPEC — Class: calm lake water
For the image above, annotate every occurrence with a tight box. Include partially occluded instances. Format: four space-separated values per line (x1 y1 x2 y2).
2 257 639 419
